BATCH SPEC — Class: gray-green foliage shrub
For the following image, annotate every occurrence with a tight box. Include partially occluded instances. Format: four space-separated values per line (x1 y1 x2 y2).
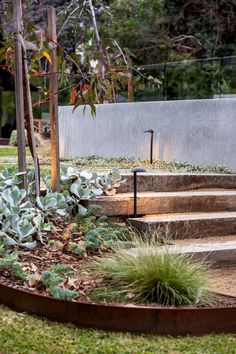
90 248 211 306
9 130 44 147
61 167 126 200
0 185 46 249
10 130 28 147
0 166 125 250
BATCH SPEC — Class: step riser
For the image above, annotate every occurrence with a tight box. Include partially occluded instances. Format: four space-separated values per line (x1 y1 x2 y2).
118 174 236 193
128 218 236 239
186 251 236 263
128 247 236 264
87 195 236 216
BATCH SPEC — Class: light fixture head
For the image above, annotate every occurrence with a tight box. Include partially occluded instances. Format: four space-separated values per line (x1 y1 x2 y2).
144 129 154 134
131 167 147 173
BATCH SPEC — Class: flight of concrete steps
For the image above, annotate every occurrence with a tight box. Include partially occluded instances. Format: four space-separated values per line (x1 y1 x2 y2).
86 172 236 262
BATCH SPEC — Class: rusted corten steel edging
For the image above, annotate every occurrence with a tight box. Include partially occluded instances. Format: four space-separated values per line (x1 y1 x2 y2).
0 284 236 335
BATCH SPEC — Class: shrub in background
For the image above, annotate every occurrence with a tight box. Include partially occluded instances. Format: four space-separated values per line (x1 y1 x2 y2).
9 130 45 147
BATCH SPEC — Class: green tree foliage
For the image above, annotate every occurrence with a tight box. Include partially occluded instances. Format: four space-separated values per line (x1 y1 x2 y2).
162 0 236 59
100 0 166 64
1 0 235 102
100 0 236 65
2 0 235 66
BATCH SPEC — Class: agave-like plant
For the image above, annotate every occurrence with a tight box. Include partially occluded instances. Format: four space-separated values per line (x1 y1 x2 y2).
62 167 126 199
0 167 25 192
36 192 69 217
0 214 41 249
0 166 126 250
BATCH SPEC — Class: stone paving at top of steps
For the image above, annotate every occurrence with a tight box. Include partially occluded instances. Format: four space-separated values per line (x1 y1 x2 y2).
86 189 236 216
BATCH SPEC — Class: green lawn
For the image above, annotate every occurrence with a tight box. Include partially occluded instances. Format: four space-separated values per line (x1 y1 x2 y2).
0 305 235 353
0 147 18 156
0 147 45 156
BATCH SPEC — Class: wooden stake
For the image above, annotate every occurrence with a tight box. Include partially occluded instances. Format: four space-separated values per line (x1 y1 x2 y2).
13 0 27 191
127 73 133 103
22 53 40 197
127 58 133 103
0 87 2 135
48 7 60 192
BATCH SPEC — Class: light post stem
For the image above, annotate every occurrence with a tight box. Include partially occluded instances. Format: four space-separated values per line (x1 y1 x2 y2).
133 172 137 217
150 132 153 164
132 167 146 218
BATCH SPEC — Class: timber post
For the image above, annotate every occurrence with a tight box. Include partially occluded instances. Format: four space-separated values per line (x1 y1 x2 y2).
48 7 60 192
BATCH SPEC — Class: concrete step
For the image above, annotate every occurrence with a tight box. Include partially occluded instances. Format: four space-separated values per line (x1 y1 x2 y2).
127 236 236 263
87 190 236 216
128 211 236 239
171 235 236 263
172 235 236 245
118 173 236 193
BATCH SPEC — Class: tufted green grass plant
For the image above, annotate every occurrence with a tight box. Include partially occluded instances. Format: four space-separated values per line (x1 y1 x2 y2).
90 247 212 306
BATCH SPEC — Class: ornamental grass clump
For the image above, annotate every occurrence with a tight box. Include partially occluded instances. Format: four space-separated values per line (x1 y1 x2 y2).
90 248 211 306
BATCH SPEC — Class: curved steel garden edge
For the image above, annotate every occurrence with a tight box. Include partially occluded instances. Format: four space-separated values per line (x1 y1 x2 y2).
0 283 236 335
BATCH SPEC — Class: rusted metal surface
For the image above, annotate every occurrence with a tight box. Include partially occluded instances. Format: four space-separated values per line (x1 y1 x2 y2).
0 283 235 335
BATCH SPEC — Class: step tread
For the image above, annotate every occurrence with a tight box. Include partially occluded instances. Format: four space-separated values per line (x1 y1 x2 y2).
127 240 236 263
93 189 236 201
172 235 236 245
129 211 236 223
129 240 236 255
168 241 236 253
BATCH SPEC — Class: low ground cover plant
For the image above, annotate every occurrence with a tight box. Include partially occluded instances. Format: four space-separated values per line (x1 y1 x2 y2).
39 264 79 301
62 155 231 174
0 247 29 282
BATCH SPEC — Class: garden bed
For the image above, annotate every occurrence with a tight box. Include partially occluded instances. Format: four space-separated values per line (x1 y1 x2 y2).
0 214 236 335
1 224 236 309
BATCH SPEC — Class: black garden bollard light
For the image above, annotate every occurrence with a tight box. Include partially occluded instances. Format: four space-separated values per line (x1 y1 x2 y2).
131 167 147 217
144 129 154 164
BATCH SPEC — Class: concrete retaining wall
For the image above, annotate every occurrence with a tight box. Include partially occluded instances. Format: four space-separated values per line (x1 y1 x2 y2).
59 99 236 170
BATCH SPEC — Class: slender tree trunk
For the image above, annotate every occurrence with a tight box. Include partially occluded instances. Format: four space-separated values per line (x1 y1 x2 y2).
0 86 2 137
22 52 40 197
13 0 27 192
88 0 105 80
